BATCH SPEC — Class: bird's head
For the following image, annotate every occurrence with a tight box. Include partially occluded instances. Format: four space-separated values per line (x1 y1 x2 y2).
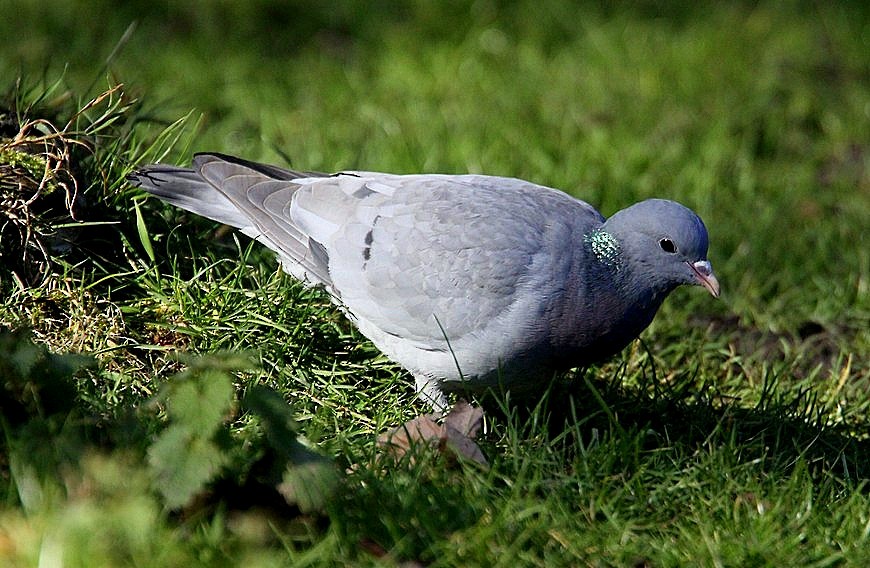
601 199 720 298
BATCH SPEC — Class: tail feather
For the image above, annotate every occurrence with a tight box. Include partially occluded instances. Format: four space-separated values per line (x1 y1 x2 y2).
128 154 334 287
128 165 250 228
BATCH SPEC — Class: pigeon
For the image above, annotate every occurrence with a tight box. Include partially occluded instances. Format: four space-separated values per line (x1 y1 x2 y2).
129 153 720 411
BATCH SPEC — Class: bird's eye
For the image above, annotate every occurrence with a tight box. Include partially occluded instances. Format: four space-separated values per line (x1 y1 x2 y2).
659 238 677 254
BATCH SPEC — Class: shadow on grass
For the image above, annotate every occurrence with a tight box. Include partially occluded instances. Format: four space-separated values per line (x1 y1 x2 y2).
485 367 870 485
330 362 870 563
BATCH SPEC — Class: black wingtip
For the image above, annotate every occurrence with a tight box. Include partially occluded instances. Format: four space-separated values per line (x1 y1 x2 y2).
193 152 327 180
126 164 200 195
126 168 152 188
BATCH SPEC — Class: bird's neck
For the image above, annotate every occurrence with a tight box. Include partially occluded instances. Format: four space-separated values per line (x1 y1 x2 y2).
546 229 667 361
584 227 674 306
583 228 622 269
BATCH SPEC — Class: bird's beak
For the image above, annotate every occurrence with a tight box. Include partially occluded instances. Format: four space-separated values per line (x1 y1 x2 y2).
688 260 720 298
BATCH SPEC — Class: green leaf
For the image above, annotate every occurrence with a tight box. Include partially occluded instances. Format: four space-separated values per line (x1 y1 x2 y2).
243 385 340 512
134 198 155 263
163 368 234 435
146 354 247 509
0 329 93 422
278 458 340 514
147 426 229 509
242 385 299 460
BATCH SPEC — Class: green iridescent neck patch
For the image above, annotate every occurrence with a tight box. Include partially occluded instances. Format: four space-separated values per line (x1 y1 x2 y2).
584 229 622 269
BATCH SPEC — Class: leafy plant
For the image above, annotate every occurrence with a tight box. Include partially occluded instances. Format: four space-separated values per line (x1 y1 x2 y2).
0 329 93 425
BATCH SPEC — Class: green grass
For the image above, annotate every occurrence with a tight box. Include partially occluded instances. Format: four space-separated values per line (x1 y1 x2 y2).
1 1 869 565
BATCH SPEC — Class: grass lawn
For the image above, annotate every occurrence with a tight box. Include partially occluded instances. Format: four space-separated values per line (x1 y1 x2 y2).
1 1 868 565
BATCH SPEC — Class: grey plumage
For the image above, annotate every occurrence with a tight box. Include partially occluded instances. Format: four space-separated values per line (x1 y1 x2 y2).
129 153 720 410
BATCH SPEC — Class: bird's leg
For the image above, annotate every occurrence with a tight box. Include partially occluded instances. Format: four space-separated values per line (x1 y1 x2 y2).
414 374 449 417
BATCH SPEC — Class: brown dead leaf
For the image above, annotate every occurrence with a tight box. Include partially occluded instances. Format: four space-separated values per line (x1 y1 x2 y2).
443 399 484 437
377 414 443 454
442 422 488 466
377 402 488 467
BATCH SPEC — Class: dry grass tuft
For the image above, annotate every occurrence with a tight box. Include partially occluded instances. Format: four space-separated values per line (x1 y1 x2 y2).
0 85 127 286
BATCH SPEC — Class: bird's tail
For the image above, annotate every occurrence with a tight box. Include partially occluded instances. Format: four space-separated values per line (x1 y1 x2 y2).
128 163 251 228
128 153 334 286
